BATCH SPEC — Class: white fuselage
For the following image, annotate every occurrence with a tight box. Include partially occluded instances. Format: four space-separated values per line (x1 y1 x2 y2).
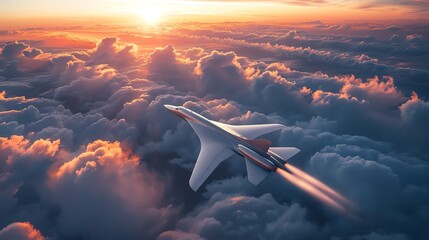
164 105 288 172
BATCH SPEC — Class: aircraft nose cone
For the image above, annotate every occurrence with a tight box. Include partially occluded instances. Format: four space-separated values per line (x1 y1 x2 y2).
164 104 176 111
164 104 174 110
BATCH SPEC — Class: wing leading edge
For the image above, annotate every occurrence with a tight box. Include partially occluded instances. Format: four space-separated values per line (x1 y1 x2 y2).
187 120 289 191
187 122 234 191
210 121 285 139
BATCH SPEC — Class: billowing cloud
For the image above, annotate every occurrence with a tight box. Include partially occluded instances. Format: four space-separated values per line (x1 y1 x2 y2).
0 21 428 240
49 140 176 240
145 45 198 92
1 41 31 59
0 222 45 240
195 51 252 97
88 37 137 69
166 193 320 240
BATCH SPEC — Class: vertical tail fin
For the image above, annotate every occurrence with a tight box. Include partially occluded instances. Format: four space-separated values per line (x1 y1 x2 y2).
268 147 300 162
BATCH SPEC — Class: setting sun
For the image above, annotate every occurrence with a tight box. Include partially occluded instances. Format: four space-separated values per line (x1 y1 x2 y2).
141 8 162 25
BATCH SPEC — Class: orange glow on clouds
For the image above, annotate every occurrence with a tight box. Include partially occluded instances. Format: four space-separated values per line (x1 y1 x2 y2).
0 222 45 240
0 135 60 165
55 140 139 178
230 196 246 204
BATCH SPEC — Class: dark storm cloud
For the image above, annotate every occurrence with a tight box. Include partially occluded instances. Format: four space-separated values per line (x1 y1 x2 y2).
1 22 429 240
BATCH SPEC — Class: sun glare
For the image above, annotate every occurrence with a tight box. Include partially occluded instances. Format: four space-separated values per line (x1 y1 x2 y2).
141 8 162 25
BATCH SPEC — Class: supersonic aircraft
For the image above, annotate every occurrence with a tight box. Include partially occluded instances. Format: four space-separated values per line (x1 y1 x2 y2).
165 105 300 191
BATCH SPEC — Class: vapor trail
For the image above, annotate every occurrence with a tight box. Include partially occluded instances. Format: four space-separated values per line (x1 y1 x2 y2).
276 164 358 220
285 164 353 209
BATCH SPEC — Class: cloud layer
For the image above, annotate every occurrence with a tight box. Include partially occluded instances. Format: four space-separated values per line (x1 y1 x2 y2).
0 21 428 240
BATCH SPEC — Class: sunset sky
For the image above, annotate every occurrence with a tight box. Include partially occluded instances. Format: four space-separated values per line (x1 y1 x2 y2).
1 0 429 25
1 1 429 240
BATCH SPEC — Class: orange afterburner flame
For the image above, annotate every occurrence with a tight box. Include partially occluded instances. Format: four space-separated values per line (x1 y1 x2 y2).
286 164 353 209
276 164 357 219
